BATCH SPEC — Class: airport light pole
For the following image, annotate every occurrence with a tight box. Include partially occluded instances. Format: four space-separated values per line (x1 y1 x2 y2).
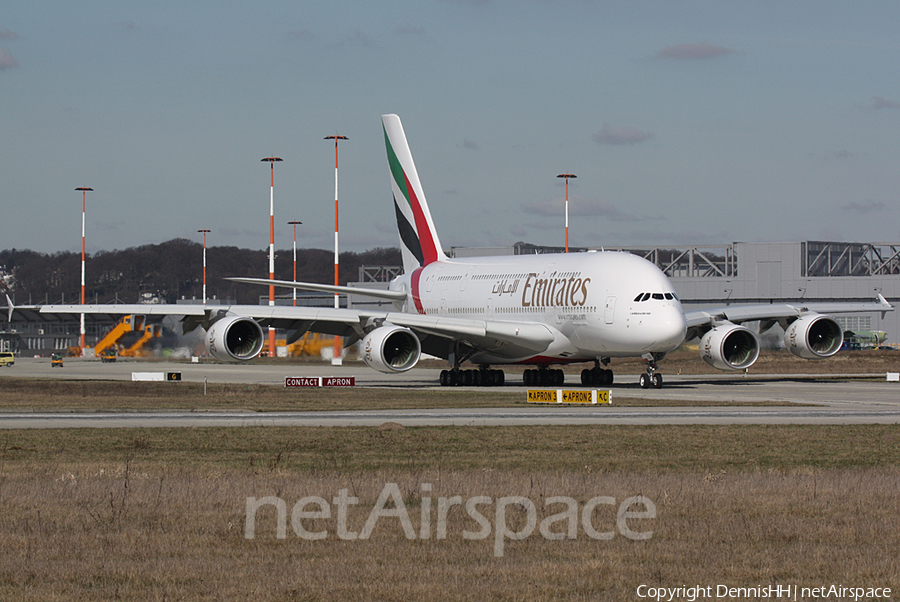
261 157 283 358
198 229 210 305
325 135 348 365
75 187 93 352
557 174 576 253
288 220 302 307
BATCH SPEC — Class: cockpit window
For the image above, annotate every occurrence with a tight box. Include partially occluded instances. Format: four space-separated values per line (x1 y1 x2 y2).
634 292 679 302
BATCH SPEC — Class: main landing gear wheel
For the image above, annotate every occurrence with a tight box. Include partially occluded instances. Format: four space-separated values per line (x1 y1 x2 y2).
440 368 504 387
523 368 564 386
581 367 613 386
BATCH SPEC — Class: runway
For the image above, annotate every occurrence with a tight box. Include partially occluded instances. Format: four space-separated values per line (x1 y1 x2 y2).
2 405 900 428
2 356 899 427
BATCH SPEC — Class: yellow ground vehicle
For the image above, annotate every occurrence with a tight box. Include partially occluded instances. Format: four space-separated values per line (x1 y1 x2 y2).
0 352 14 367
95 315 162 358
51 353 64 368
286 333 333 357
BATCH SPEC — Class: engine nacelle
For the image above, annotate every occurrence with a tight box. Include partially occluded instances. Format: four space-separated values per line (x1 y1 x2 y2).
206 315 265 361
699 323 760 371
784 314 843 359
362 325 421 373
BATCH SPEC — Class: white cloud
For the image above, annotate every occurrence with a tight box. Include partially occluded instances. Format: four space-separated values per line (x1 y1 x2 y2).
655 43 736 60
287 30 315 42
521 198 641 222
841 200 885 214
592 123 653 146
870 96 900 110
393 24 425 36
0 48 18 70
331 30 376 48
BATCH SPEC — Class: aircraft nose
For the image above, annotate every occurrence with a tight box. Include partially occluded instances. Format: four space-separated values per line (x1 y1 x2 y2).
658 305 688 350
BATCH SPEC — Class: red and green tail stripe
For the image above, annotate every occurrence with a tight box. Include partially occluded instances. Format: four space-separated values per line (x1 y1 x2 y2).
384 124 440 266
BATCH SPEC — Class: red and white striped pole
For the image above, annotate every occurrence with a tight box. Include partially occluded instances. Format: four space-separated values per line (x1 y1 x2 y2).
325 135 348 365
288 221 302 307
557 174 576 253
261 157 282 358
198 229 210 305
75 187 93 353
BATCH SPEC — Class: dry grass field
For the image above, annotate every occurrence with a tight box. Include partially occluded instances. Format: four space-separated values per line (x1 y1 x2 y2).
0 376 516 411
0 351 898 600
0 424 899 601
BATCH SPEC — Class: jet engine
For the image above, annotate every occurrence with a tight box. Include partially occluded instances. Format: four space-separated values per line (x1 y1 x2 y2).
206 315 265 361
784 314 843 359
699 323 760 371
362 325 421 373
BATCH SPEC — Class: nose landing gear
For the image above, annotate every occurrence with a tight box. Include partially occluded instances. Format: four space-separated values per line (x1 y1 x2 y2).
639 353 665 389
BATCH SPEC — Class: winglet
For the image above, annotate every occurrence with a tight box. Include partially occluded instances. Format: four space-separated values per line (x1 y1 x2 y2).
878 293 893 318
5 294 13 322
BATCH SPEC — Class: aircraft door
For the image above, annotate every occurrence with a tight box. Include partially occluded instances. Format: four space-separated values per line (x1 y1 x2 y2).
426 268 439 293
605 296 616 324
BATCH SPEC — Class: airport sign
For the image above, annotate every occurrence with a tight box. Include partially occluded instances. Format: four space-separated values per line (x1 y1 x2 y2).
285 376 356 388
527 389 611 404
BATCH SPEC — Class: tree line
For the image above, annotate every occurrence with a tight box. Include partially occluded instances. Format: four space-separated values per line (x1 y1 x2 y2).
0 240 401 306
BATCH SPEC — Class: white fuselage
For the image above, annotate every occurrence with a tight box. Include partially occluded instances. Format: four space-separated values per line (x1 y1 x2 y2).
391 251 688 365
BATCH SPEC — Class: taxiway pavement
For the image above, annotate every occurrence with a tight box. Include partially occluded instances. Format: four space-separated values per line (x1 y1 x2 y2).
2 357 899 427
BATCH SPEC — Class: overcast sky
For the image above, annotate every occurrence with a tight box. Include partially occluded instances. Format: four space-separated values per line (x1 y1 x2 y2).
2 1 899 257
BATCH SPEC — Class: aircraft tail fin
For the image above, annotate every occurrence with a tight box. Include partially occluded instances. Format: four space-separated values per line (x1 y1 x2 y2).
382 114 447 273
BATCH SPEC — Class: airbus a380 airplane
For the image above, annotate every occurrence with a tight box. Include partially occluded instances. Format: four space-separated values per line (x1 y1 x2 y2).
31 114 893 388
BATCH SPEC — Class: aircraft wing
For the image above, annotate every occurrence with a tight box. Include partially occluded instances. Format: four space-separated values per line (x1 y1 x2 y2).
384 313 555 356
32 303 208 331
226 277 408 301
39 304 207 317
36 304 382 342
684 295 893 335
222 278 554 355
35 303 553 356
224 306 555 356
